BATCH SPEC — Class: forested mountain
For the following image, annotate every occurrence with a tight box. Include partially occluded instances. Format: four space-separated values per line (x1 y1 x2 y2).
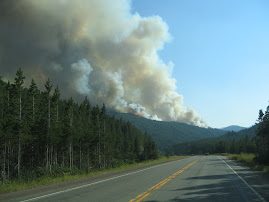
0 69 159 183
172 124 258 155
221 125 257 140
221 125 246 132
108 111 227 151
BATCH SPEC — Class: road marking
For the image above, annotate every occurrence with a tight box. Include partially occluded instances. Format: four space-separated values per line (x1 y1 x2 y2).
219 156 266 202
129 158 200 202
20 158 187 202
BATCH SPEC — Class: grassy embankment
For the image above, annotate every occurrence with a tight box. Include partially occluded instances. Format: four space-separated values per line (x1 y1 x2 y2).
228 153 269 172
0 155 187 194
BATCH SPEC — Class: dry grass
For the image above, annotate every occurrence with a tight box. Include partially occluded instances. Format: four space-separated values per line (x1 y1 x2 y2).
228 153 269 173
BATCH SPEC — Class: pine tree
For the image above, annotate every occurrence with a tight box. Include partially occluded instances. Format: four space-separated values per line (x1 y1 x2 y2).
0 76 6 183
44 78 52 172
91 105 100 169
5 81 12 181
100 104 106 168
143 135 158 160
29 79 38 119
67 98 74 170
256 107 269 164
80 97 92 172
230 138 237 154
51 86 61 166
14 68 25 178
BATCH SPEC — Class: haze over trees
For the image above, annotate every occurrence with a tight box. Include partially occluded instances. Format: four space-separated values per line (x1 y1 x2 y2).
221 125 246 132
108 111 227 152
0 69 159 183
172 127 257 156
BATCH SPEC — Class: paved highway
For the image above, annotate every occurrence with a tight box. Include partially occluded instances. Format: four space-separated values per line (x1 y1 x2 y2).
2 156 269 202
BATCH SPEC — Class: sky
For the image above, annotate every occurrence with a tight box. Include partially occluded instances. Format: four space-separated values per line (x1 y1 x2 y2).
131 0 269 128
1 0 269 129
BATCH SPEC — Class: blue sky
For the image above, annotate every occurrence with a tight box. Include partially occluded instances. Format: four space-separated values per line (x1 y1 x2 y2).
132 0 269 128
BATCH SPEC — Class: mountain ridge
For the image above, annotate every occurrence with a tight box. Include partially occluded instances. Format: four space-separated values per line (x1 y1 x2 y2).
221 125 247 132
107 110 227 151
172 124 258 155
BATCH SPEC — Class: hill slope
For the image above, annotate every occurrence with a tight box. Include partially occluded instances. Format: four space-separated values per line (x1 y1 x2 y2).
221 125 246 132
172 124 258 155
108 111 227 151
218 124 257 141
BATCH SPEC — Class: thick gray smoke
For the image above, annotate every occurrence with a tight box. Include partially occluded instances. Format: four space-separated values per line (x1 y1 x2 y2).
0 0 207 127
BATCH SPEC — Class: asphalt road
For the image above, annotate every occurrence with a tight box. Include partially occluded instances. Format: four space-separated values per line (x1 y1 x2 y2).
2 156 269 202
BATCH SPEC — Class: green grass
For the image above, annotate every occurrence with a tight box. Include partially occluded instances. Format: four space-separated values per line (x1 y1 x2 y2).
0 156 187 194
228 153 269 173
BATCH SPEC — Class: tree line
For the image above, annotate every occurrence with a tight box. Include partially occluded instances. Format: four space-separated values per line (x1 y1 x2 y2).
172 133 256 156
173 105 269 165
0 68 159 183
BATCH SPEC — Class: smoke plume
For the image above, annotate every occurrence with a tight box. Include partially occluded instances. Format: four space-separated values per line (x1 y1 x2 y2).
0 0 207 127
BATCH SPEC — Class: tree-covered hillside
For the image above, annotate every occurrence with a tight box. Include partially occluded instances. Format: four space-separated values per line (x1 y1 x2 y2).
0 69 159 183
108 111 227 151
172 124 257 155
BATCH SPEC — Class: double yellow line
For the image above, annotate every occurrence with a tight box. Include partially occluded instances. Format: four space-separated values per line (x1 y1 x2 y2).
130 158 200 202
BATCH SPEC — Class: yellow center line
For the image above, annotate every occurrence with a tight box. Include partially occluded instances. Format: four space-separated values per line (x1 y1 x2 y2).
129 158 201 202
136 193 151 202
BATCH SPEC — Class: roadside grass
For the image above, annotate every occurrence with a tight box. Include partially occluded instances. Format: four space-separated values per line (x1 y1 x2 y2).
0 156 187 194
228 153 269 173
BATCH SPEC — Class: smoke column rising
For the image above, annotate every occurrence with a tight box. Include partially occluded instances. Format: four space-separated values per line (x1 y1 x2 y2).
0 0 207 127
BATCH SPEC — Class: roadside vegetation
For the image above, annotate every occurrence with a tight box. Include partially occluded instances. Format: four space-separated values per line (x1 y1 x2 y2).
228 153 269 173
0 155 186 194
172 103 269 171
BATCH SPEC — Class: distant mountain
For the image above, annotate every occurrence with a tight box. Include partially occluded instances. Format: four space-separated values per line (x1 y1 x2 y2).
219 124 257 140
172 124 258 155
107 110 227 152
221 125 246 132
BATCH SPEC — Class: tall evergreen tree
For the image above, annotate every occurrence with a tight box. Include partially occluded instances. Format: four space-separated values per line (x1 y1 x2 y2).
0 76 6 182
256 107 269 164
51 85 61 166
28 79 38 119
67 98 74 170
44 78 52 172
14 68 25 178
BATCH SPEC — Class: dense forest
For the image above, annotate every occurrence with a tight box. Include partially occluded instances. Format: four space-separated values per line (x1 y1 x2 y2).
0 68 159 183
108 111 226 152
172 125 257 155
172 132 256 156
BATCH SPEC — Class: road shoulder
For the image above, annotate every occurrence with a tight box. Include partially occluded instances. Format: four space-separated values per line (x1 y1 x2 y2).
0 157 188 201
220 156 269 201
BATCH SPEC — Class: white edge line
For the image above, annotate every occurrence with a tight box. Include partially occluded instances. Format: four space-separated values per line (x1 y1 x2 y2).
218 156 266 202
21 158 189 201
